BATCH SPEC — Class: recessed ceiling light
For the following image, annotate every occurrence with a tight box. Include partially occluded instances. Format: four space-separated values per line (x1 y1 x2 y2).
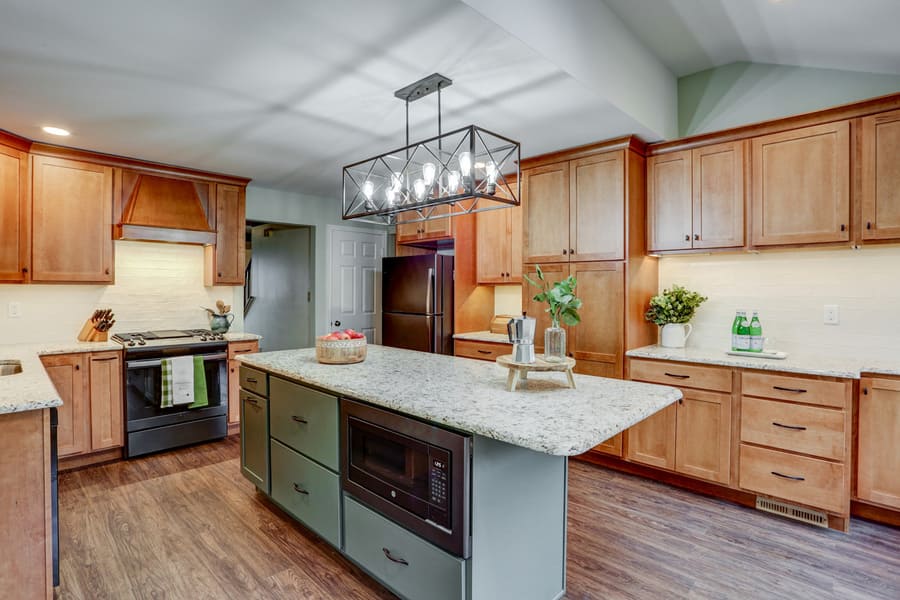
41 126 71 136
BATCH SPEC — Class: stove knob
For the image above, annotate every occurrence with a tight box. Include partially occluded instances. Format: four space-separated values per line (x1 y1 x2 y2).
200 335 208 341
216 333 224 340
138 339 146 346
127 341 135 347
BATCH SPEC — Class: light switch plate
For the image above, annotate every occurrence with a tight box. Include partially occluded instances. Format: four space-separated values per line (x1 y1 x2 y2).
823 304 839 325
7 302 21 318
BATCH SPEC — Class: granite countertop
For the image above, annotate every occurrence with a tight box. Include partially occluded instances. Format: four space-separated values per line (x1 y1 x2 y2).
626 345 900 379
238 346 681 456
225 332 263 342
453 331 512 344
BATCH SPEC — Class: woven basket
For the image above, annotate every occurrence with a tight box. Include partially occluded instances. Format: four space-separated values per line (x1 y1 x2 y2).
315 337 367 364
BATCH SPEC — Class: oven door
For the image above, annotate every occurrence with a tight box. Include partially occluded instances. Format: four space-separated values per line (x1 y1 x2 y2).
125 352 227 432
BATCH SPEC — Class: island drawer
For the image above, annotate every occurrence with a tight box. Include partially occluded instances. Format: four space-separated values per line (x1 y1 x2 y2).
269 377 339 471
343 495 466 600
454 339 509 361
739 444 847 514
240 390 269 494
629 359 732 393
741 397 846 461
240 366 269 398
270 439 341 548
741 372 850 408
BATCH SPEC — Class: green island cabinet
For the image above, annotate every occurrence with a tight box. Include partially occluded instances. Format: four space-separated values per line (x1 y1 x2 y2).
239 365 568 600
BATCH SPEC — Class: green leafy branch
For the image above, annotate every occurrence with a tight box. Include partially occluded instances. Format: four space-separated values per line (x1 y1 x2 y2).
523 265 582 327
644 285 707 326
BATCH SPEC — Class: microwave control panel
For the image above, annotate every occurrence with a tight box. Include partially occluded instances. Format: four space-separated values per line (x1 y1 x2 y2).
427 447 452 530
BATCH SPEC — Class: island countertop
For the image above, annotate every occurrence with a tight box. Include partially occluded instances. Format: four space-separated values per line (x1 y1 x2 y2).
238 346 682 456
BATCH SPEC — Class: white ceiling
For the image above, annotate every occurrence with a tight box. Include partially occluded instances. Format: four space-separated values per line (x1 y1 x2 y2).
1 0 899 198
604 0 900 78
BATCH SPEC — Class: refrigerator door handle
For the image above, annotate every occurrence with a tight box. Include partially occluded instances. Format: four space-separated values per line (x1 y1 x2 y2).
426 267 435 313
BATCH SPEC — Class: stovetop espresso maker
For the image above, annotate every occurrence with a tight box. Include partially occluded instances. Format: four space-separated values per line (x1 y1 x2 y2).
507 312 536 364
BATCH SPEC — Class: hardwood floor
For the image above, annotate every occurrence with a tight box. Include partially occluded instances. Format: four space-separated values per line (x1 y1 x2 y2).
57 438 900 600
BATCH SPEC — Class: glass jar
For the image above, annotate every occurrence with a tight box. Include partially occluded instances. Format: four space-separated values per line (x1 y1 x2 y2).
544 323 566 362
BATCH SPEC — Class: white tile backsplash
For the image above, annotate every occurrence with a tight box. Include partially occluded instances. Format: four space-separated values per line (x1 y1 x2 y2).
0 241 242 345
658 246 900 355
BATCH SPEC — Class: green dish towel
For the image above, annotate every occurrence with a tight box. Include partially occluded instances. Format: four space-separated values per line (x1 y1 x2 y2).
188 356 208 409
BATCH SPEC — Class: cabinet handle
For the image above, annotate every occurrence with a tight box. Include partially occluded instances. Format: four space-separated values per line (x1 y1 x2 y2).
22 267 28 274
382 548 409 566
105 268 110 275
292 483 309 495
863 388 868 395
678 398 683 405
246 377 258 383
866 222 872 230
218 272 223 277
569 248 574 254
772 422 807 431
292 416 309 424
92 357 117 362
694 234 699 241
684 234 690 241
664 372 690 379
75 364 80 371
244 397 258 405
231 368 235 373
771 471 805 482
773 385 807 394
477 350 492 355
562 249 567 255
840 224 846 232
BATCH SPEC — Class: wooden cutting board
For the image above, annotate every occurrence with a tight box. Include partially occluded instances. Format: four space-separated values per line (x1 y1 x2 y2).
490 315 516 335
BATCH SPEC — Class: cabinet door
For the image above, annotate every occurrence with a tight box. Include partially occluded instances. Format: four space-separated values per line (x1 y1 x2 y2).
241 390 269 493
89 352 124 451
675 389 731 484
476 202 511 284
522 263 566 354
227 340 259 424
858 377 900 509
570 152 625 261
31 155 113 282
207 184 246 285
751 121 850 246
422 204 453 240
861 110 900 240
626 403 676 470
523 164 569 263
648 150 692 251
396 210 421 243
568 262 624 378
593 433 623 457
40 354 90 457
0 144 29 282
692 141 745 249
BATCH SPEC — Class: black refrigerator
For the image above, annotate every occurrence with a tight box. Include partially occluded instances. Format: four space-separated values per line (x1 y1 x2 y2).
382 254 454 354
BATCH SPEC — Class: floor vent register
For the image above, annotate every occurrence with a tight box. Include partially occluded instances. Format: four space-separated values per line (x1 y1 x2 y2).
755 496 828 528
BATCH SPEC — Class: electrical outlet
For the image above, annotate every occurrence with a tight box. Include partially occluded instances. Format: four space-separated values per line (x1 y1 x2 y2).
824 304 839 325
7 302 21 318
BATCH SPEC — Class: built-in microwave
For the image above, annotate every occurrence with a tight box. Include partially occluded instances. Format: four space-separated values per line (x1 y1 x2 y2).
340 398 471 558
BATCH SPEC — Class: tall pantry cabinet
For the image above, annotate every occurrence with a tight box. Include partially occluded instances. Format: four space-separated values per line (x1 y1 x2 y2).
521 138 658 452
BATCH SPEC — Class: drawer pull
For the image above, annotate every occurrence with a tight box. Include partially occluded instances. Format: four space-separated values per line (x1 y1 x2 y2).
773 385 807 394
771 471 805 482
244 397 258 405
246 377 259 383
382 548 409 566
664 372 690 379
292 483 309 495
292 416 309 424
477 350 492 355
772 422 807 431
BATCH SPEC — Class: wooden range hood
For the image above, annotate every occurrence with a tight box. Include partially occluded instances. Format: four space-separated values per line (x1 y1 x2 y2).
115 172 217 245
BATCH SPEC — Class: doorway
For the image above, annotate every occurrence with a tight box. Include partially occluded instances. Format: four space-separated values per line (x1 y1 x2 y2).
244 223 314 350
326 226 386 343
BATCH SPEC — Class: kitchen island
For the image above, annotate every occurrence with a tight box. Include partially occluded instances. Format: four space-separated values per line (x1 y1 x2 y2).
238 346 681 600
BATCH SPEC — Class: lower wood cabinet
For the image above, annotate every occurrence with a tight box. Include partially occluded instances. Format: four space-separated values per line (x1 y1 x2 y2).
89 351 124 451
344 495 466 600
592 433 623 457
626 403 676 470
453 339 510 362
857 376 900 509
227 340 259 424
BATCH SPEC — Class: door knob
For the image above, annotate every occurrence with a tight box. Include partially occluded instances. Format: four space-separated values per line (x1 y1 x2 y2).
333 320 341 327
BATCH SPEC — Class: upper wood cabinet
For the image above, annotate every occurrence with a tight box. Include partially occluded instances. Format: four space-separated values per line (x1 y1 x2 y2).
523 163 569 263
476 187 522 285
861 109 900 241
648 141 745 252
858 377 900 510
31 155 114 283
0 143 29 282
396 206 453 245
205 183 246 285
750 121 851 246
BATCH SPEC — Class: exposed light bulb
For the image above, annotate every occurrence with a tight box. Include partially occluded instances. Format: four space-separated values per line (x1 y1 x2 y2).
485 162 498 195
385 188 396 205
422 162 436 186
413 178 426 200
362 180 374 200
458 152 472 177
447 170 460 193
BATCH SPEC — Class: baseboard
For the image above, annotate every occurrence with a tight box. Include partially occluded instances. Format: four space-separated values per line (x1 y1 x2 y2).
851 500 900 527
59 447 123 472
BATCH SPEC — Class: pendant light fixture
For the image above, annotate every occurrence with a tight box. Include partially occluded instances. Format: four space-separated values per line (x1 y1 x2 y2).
342 73 521 225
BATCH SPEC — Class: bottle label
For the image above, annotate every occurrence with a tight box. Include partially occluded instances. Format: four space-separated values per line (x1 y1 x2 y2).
750 335 764 351
737 334 751 350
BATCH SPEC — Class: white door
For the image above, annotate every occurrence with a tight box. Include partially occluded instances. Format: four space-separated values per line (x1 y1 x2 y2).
328 226 386 343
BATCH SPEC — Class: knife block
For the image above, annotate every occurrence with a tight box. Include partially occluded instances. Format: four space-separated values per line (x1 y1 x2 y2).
77 318 109 342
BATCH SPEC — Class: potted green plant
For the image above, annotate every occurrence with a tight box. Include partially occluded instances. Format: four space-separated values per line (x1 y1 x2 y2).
645 285 708 348
524 265 582 361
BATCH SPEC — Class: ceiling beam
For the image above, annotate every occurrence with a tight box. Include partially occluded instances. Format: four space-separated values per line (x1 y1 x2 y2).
460 0 678 140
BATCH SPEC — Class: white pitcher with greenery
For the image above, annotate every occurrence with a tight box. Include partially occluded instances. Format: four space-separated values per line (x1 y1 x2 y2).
645 285 707 348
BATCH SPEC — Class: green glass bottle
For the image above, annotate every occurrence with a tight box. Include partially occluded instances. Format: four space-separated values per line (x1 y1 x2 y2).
731 311 742 351
736 312 751 351
749 311 763 352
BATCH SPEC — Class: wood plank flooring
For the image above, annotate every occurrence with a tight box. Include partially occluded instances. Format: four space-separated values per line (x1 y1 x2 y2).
57 438 900 599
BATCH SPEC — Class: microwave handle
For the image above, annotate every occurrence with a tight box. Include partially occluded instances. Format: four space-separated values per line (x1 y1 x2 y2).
126 353 227 369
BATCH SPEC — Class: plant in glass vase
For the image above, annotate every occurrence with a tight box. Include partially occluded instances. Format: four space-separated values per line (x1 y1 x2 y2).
645 285 707 348
524 265 582 362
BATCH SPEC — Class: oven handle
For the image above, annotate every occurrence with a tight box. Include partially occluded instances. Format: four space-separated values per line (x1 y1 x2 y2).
126 353 227 369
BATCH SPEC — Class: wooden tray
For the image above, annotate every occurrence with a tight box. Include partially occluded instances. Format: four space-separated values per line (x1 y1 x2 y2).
496 354 576 391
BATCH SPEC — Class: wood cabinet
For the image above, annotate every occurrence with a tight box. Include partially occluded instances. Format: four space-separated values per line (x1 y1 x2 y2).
40 351 123 461
31 155 114 282
0 142 30 282
522 263 567 355
858 377 900 509
592 433 623 457
523 163 569 263
205 183 246 285
861 109 900 240
626 403 676 470
228 339 260 425
476 201 522 284
568 262 624 378
675 389 732 484
396 206 453 244
648 141 744 252
750 121 851 246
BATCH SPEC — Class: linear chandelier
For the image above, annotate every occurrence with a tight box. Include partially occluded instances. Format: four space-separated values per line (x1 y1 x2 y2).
342 73 521 225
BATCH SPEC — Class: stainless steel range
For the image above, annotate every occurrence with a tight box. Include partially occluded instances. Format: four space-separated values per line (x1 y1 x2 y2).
113 329 229 457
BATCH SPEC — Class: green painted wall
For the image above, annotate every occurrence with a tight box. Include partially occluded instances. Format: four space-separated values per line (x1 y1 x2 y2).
244 185 387 338
678 62 900 137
